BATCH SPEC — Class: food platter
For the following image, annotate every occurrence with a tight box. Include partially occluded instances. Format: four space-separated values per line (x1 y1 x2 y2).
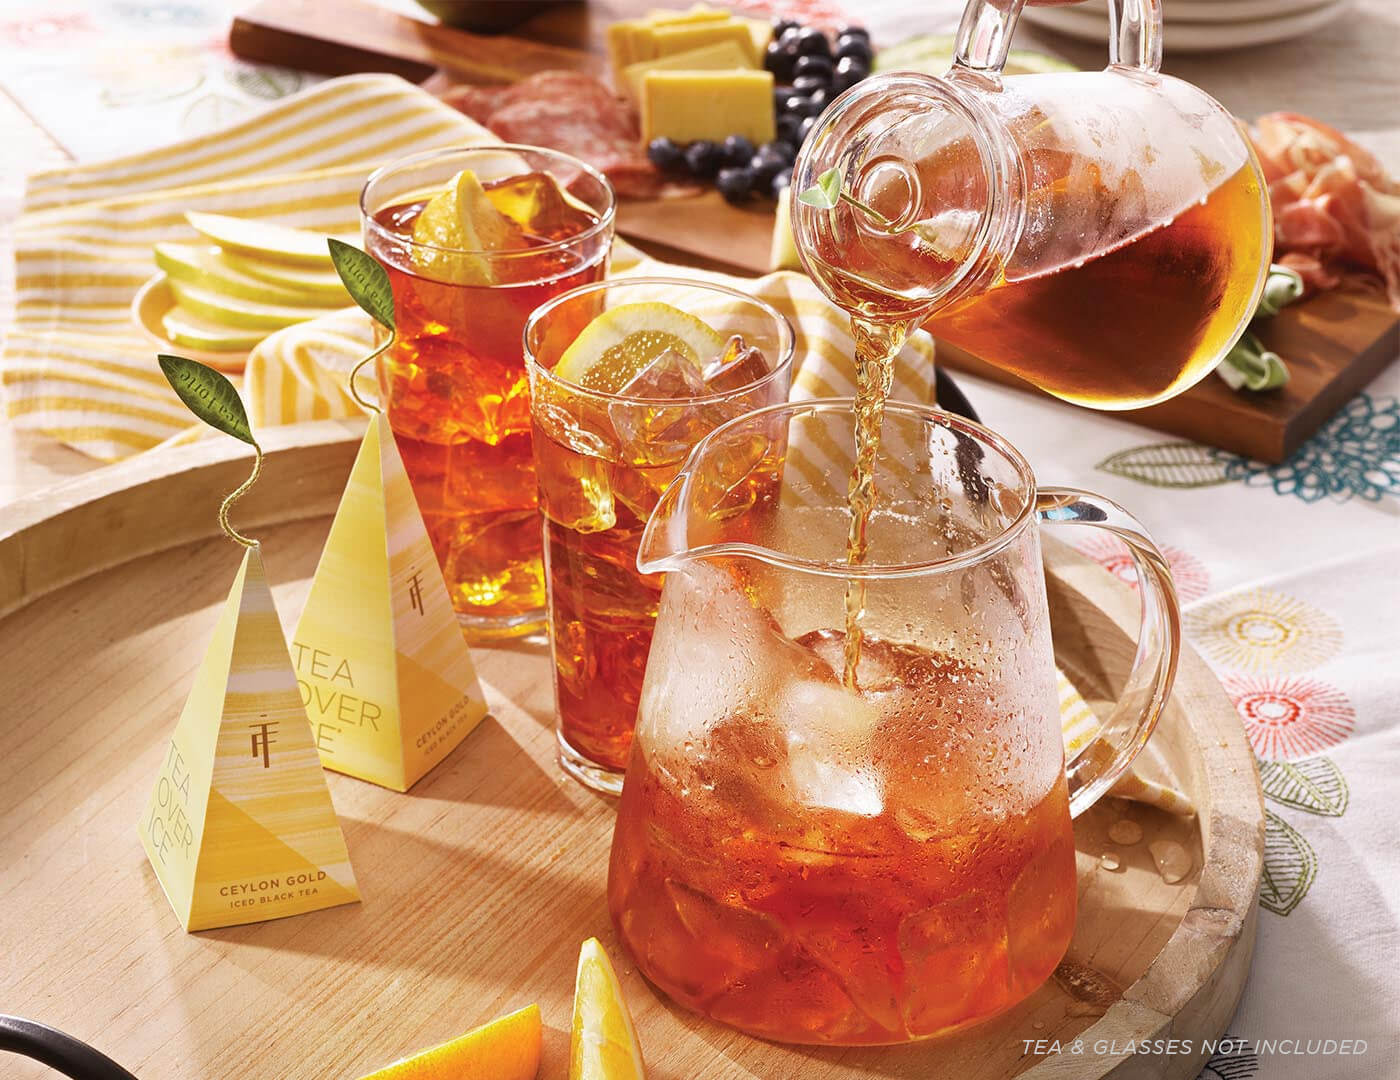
0 420 1264 1080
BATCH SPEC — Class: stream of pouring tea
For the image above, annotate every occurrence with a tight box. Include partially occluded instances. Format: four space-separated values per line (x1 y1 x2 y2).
843 315 918 689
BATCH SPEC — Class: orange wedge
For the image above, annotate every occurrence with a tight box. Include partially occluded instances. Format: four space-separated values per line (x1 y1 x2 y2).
359 1003 541 1080
570 938 646 1080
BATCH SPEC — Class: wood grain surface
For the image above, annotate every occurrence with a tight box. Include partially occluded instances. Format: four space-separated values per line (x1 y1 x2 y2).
0 421 1263 1080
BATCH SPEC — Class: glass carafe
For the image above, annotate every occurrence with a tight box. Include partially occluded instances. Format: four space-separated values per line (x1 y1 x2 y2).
790 0 1272 409
607 400 1181 1045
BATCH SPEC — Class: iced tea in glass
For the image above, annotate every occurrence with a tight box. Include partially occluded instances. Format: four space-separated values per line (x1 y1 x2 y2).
362 145 615 639
524 279 794 793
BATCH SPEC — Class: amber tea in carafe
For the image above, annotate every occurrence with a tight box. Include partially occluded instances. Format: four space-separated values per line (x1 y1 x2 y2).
791 0 1272 410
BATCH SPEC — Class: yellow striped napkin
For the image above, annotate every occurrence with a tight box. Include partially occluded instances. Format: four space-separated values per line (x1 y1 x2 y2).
3 74 495 460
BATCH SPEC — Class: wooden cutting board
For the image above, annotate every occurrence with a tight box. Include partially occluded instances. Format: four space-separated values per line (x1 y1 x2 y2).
939 282 1400 463
0 420 1262 1080
228 0 1397 462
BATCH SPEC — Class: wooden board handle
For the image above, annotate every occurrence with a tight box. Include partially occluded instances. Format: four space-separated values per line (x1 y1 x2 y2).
229 0 603 85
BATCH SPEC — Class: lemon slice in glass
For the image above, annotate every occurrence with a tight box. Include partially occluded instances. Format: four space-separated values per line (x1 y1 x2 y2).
411 168 522 285
569 938 645 1080
555 302 724 394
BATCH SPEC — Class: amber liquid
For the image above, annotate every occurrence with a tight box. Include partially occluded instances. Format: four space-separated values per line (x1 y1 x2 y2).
926 162 1267 408
609 630 1078 1044
367 188 605 635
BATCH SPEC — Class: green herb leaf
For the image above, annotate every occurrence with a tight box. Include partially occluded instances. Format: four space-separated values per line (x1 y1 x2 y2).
797 166 844 210
328 238 395 331
1257 264 1305 318
1218 330 1289 392
158 354 255 445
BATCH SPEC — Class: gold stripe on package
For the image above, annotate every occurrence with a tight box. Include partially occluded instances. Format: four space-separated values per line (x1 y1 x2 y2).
293 412 488 791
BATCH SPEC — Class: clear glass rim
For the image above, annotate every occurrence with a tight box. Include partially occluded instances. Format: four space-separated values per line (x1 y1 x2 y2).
523 276 797 408
645 397 1040 581
359 143 618 262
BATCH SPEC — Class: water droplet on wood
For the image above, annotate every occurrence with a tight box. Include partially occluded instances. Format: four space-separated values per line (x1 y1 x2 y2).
1148 839 1193 884
1108 819 1143 845
1099 852 1121 871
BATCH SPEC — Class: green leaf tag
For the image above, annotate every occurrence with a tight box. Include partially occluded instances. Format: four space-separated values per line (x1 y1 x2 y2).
158 354 255 445
328 238 396 331
797 166 844 210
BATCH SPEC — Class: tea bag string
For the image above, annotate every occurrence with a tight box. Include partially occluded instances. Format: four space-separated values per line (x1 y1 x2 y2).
348 333 394 414
220 441 264 549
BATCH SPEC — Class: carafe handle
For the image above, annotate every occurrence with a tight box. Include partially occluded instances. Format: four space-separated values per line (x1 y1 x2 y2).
952 0 1162 75
1035 487 1181 818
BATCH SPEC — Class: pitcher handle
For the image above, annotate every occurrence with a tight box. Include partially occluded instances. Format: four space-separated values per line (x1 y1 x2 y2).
952 0 1161 75
1036 487 1181 819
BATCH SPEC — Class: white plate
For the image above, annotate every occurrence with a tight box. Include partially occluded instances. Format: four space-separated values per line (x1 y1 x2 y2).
1158 0 1348 19
1022 0 1351 52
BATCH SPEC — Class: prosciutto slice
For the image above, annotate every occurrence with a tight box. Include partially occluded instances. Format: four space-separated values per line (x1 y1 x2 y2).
1251 112 1400 308
440 72 700 201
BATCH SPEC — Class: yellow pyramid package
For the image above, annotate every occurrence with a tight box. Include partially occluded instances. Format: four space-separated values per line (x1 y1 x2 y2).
292 240 487 791
138 355 359 931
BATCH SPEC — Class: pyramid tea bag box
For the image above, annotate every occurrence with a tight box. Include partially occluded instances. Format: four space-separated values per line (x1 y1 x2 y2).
139 545 360 931
139 354 359 932
293 411 487 791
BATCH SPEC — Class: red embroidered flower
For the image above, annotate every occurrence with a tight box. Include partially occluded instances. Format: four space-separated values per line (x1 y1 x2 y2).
1074 535 1210 603
1223 674 1355 761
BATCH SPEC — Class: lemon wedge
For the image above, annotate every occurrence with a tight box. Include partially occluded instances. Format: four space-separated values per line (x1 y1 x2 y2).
555 302 724 394
570 938 645 1080
358 1003 541 1080
411 168 522 285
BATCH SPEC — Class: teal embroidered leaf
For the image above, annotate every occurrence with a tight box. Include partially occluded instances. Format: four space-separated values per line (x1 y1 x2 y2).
1259 757 1349 817
1260 810 1317 916
1097 442 1233 488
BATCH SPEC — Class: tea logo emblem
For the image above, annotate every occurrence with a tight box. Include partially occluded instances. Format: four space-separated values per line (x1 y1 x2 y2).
291 243 487 792
138 357 359 931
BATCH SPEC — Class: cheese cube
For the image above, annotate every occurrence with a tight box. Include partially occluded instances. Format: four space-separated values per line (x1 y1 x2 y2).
621 41 753 102
651 20 761 66
641 69 776 146
647 6 731 26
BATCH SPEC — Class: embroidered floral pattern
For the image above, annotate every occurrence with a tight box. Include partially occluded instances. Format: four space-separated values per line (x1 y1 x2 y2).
1074 534 1210 603
1209 394 1400 503
1225 675 1355 761
1 12 96 48
1185 588 1342 673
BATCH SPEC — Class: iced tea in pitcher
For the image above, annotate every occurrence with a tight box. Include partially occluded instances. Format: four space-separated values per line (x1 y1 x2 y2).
362 146 614 638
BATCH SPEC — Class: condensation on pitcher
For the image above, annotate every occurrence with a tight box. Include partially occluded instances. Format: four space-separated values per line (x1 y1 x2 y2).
1148 839 1193 884
1108 818 1144 846
1098 852 1122 872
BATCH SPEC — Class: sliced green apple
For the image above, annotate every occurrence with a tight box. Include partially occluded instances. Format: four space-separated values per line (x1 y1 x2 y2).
168 278 346 330
221 251 355 299
161 305 266 351
185 211 342 267
154 242 343 305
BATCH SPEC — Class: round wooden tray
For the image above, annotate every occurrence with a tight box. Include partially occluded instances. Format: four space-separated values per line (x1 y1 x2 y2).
0 421 1264 1080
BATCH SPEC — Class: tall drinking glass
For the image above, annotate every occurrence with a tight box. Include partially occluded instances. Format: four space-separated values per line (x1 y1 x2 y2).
525 279 795 792
362 145 615 640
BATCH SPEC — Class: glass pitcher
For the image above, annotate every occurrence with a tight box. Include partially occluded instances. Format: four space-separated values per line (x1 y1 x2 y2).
607 400 1181 1045
790 0 1272 409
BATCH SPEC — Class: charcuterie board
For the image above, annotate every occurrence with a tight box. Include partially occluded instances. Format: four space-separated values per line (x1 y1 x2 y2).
0 420 1264 1080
